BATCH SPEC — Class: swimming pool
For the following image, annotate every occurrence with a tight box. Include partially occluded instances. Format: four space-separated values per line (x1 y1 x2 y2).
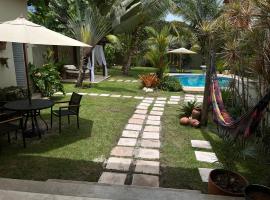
172 74 231 87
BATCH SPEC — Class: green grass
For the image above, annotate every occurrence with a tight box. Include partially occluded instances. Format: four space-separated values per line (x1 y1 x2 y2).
160 104 270 192
0 96 138 181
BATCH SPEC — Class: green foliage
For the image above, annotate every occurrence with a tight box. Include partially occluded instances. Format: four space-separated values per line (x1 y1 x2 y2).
180 100 200 117
159 76 182 92
104 44 117 66
0 87 27 101
30 63 65 97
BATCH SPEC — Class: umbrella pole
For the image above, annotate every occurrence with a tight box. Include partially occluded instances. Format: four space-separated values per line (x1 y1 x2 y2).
23 43 31 104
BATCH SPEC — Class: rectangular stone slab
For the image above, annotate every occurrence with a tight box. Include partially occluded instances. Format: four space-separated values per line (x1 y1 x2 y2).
98 172 127 185
195 151 218 163
106 157 132 171
191 140 212 149
135 160 160 175
132 174 159 187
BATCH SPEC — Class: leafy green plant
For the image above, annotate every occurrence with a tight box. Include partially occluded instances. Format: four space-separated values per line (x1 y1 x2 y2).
159 76 182 92
30 63 65 97
180 100 200 117
221 88 233 107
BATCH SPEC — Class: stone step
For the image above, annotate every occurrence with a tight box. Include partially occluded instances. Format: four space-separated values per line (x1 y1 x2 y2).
0 178 243 200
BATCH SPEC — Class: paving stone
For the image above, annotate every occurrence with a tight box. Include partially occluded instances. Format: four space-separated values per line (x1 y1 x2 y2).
108 79 115 82
153 103 165 108
135 160 160 175
117 80 123 82
169 98 180 102
100 94 110 97
152 107 164 111
137 106 149 110
125 124 142 131
98 172 127 185
110 146 134 157
66 93 72 95
167 101 178 105
132 80 138 82
144 126 160 132
195 151 218 163
132 174 159 187
122 130 139 138
191 140 212 149
135 109 148 114
155 101 166 104
142 132 159 140
148 115 161 121
106 157 132 171
196 95 204 98
124 80 131 82
150 111 163 116
198 168 214 183
88 93 99 96
118 138 137 147
132 114 146 120
141 139 161 148
122 95 132 98
78 93 87 95
146 120 160 126
144 97 154 100
156 97 167 101
139 103 151 107
142 100 153 103
134 96 144 99
171 96 181 98
137 148 160 160
128 118 144 125
54 92 63 95
111 94 121 98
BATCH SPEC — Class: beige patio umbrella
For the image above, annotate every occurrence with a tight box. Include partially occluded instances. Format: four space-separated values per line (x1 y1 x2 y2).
168 48 197 72
0 17 91 103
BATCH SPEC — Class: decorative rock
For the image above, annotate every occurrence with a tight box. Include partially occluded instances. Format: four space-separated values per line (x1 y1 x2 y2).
132 174 159 187
198 168 214 182
125 124 142 131
142 132 160 140
191 140 212 149
98 172 127 185
148 115 161 121
135 160 160 175
141 139 161 148
132 114 146 120
122 130 139 138
135 109 148 114
128 118 144 125
146 120 160 126
150 111 163 116
195 151 218 163
118 138 137 147
137 148 160 160
110 146 134 157
144 126 160 132
106 157 132 171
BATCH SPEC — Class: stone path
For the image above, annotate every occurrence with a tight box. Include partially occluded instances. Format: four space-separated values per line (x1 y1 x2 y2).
184 94 204 103
108 79 139 83
98 97 168 187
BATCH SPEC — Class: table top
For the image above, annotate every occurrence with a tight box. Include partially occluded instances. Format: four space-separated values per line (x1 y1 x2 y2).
4 99 54 111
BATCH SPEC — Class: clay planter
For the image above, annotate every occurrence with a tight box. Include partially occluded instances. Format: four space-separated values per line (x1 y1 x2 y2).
179 117 190 126
191 108 201 120
245 184 270 200
208 169 248 197
0 42 7 50
190 119 200 128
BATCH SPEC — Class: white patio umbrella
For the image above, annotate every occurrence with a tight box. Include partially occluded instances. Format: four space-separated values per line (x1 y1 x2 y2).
168 48 196 72
0 17 91 103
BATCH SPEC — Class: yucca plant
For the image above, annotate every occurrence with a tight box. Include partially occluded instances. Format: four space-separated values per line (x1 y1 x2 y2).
139 74 160 88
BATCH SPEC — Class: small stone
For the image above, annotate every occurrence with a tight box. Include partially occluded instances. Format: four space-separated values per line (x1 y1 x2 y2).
132 174 159 187
152 107 164 111
142 132 159 140
128 118 144 125
146 120 160 126
135 160 160 175
126 124 142 131
198 168 214 182
110 146 134 157
148 115 161 121
141 139 160 148
132 114 146 120
144 126 160 132
122 130 139 138
195 151 218 163
118 138 137 147
135 109 148 114
150 111 163 116
191 140 212 149
106 157 132 171
137 148 159 160
98 172 127 185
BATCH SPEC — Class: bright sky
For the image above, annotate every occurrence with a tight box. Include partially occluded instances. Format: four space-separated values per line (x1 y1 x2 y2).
165 13 183 22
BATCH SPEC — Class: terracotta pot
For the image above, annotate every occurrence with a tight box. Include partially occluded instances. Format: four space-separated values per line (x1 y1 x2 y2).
245 184 270 200
179 117 190 125
208 169 248 197
191 108 201 120
0 42 7 50
190 119 200 128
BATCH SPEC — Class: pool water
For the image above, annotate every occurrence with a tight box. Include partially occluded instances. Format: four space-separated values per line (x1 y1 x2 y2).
173 74 231 87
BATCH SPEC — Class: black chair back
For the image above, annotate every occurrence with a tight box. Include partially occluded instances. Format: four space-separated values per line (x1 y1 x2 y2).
69 92 82 114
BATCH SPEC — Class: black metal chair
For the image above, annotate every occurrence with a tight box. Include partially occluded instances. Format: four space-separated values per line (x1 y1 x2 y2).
51 92 82 133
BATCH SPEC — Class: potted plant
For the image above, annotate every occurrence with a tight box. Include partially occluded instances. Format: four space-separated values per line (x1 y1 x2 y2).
244 184 270 200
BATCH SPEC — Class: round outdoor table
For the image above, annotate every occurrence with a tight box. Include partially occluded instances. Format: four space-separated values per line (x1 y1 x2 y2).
4 99 54 138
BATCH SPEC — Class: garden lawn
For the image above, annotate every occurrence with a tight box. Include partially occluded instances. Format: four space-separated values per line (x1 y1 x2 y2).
0 95 138 181
161 103 270 193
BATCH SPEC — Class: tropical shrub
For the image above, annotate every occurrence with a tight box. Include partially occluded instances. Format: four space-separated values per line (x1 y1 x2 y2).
30 63 65 97
180 100 200 117
159 76 182 92
0 86 27 101
139 74 160 88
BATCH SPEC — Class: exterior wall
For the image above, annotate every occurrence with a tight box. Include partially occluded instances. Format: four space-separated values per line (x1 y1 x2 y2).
0 0 28 87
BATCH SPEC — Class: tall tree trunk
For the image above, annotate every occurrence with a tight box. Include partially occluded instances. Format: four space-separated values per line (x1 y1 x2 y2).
76 47 85 87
